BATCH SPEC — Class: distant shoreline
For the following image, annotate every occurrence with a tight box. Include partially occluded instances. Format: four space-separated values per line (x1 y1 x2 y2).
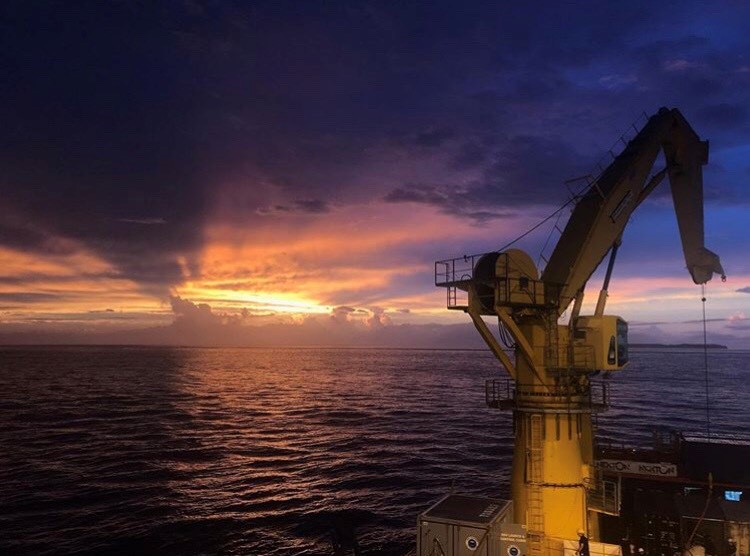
630 343 728 349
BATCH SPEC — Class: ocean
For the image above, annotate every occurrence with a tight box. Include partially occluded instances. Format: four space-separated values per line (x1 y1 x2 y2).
1 346 748 555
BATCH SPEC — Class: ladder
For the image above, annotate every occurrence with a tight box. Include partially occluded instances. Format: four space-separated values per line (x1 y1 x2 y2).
544 313 561 371
527 414 545 556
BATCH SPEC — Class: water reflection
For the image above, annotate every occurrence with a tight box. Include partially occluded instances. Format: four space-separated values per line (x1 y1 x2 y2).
0 347 746 555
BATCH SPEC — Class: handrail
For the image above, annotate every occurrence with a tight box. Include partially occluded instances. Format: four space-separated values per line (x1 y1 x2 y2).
486 379 609 412
435 253 489 286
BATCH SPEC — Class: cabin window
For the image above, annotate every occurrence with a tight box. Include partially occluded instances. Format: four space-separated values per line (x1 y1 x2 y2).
617 319 629 366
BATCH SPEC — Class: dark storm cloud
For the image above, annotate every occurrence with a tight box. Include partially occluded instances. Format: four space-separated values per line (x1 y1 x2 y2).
117 218 168 225
0 273 122 286
0 292 62 304
293 200 330 214
414 127 456 148
0 217 77 256
385 134 592 220
681 318 735 324
170 295 221 327
3 0 750 297
384 184 519 222
478 135 596 204
1 2 210 294
256 199 331 216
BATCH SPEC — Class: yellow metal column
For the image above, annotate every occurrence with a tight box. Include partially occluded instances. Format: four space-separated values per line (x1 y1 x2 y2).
508 319 594 549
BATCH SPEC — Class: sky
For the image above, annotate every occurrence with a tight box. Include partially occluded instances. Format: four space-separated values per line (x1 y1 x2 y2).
1 1 749 347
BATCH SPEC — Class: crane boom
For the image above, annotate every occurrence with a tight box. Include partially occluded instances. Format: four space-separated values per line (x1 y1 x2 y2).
541 107 725 314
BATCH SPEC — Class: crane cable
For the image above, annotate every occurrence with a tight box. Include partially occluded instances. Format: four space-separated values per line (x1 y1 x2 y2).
536 209 565 270
701 284 711 441
495 190 582 253
684 473 714 555
682 289 714 556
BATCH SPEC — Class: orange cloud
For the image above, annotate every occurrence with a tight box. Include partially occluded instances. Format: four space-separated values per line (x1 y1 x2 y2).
174 201 528 318
0 243 165 328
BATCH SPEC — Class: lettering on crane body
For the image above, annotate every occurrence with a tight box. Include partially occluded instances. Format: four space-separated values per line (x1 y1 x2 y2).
596 459 677 477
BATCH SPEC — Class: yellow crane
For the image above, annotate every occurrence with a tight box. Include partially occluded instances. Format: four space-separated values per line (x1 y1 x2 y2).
434 107 725 555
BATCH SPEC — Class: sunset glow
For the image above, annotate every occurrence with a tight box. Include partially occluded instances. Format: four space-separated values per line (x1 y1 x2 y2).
1 2 748 347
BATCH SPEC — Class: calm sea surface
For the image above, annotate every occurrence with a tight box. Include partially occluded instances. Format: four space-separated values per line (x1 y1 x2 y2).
1 347 748 555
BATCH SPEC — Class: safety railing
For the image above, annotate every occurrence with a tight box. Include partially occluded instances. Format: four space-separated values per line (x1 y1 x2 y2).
446 286 468 309
586 470 621 516
485 379 609 413
495 275 546 306
434 253 486 286
436 258 560 310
